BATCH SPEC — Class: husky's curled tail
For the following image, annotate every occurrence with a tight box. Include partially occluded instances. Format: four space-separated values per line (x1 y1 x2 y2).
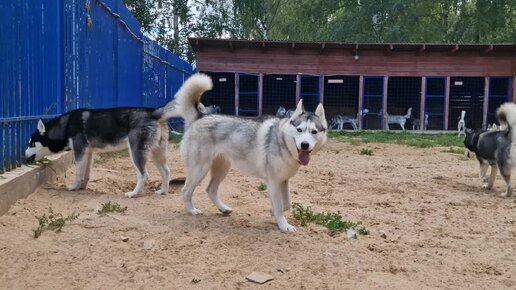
496 102 516 140
153 73 213 123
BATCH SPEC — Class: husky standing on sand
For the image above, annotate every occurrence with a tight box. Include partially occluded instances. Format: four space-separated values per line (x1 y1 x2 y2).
463 102 516 197
168 73 328 232
24 105 180 198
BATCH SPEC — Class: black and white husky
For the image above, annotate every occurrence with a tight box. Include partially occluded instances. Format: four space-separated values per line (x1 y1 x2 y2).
169 73 328 232
24 86 203 197
463 102 516 197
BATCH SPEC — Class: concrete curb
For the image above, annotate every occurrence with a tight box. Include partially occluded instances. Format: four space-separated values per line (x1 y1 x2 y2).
0 152 73 216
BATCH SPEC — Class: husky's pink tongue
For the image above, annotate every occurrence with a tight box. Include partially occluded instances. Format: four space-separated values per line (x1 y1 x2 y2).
298 150 310 166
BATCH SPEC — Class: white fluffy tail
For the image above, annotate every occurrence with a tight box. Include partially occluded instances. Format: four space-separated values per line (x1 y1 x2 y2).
496 102 516 140
155 73 213 123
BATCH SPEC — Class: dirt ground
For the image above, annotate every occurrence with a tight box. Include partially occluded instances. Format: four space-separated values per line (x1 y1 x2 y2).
1 139 515 289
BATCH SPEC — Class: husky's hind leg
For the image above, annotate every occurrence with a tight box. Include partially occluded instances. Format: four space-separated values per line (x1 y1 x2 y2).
67 137 89 191
484 165 498 190
151 131 170 195
280 180 291 211
268 180 296 232
181 148 211 215
479 162 489 183
499 166 513 197
79 150 94 189
125 139 148 198
206 156 232 214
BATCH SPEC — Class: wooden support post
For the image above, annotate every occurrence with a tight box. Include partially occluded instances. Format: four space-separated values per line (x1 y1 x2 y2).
420 77 426 130
512 75 516 103
382 76 388 130
483 76 490 129
444 76 450 130
296 73 301 105
358 75 364 130
258 74 263 116
319 75 324 105
234 73 239 116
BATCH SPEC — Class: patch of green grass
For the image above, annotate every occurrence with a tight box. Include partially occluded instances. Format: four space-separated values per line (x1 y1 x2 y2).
360 148 374 156
443 147 465 155
257 182 267 191
97 201 127 215
291 203 369 236
349 139 362 146
33 207 79 239
329 131 463 148
26 157 56 173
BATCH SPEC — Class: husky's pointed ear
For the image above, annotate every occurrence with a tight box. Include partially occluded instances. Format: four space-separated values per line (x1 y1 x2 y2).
37 120 46 135
291 99 304 119
315 104 328 128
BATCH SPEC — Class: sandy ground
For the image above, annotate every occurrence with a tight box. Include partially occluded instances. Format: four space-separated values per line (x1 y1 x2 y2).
1 140 515 289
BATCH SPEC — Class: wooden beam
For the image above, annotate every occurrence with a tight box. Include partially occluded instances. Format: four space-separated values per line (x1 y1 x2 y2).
420 77 426 130
444 76 450 130
289 42 296 54
295 73 301 104
319 75 324 105
352 43 359 55
258 74 263 116
382 76 388 130
195 39 202 51
483 76 490 129
358 75 364 130
234 73 239 116
513 75 516 103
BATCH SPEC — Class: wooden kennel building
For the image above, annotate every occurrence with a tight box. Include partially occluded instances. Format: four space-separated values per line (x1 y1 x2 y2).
189 38 516 130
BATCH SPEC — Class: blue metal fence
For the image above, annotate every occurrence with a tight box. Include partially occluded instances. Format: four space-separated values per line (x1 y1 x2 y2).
0 0 194 173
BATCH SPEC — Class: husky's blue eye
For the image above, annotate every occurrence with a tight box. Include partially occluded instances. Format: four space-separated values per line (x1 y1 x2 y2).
297 128 302 133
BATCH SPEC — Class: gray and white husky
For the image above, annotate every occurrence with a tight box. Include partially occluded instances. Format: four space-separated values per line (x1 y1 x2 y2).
169 73 328 232
463 102 516 197
385 107 412 131
24 101 191 198
330 114 358 131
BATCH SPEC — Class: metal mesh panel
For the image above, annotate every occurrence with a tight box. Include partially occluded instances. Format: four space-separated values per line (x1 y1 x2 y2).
324 76 359 129
425 77 446 130
263 74 297 116
238 74 259 116
449 77 485 130
387 77 421 130
202 72 235 115
300 75 320 112
487 77 510 125
362 77 384 129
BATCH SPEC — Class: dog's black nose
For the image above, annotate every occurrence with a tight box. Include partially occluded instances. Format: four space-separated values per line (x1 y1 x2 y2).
301 142 309 150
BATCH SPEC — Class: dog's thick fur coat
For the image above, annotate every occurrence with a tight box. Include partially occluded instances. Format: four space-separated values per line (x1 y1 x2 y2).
170 73 328 232
464 102 516 197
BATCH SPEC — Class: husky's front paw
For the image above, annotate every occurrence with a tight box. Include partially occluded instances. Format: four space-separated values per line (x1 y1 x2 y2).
187 208 203 215
66 183 81 191
124 191 138 198
155 189 167 195
279 223 297 233
482 184 492 190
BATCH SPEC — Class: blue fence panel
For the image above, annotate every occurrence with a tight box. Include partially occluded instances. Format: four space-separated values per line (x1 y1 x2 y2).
0 0 193 173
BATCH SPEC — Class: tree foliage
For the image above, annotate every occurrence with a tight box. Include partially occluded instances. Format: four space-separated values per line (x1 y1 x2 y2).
123 0 516 63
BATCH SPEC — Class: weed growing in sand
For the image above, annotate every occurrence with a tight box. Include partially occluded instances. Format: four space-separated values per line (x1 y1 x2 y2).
33 207 79 238
291 203 369 236
97 201 127 215
360 148 374 156
191 278 201 284
257 182 267 191
26 157 57 173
